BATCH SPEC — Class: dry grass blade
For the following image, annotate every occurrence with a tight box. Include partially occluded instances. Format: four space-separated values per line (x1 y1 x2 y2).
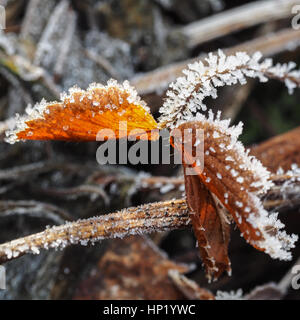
39 185 110 206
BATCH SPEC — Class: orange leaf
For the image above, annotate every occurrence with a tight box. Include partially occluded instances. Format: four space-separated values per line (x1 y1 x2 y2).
5 80 159 143
184 169 231 281
171 124 231 280
171 113 297 278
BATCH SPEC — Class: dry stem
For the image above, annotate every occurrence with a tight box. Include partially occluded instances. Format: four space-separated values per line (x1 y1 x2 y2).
0 199 190 264
132 28 300 96
0 167 299 265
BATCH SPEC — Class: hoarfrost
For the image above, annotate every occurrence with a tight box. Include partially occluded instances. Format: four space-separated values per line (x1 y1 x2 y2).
159 50 300 129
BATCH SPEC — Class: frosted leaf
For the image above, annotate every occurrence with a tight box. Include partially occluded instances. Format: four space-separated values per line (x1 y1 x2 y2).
5 79 153 144
175 113 297 262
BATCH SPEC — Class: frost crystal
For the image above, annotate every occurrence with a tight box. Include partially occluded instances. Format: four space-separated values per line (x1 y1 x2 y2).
159 50 300 129
158 50 299 262
215 289 244 300
5 79 150 144
160 183 175 194
175 109 297 261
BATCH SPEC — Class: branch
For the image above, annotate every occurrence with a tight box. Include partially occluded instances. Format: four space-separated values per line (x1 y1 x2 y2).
0 199 190 264
1 165 299 264
158 50 300 129
179 0 299 48
0 200 73 223
131 28 300 96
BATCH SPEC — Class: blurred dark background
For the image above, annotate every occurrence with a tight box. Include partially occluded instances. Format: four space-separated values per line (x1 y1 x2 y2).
0 0 299 300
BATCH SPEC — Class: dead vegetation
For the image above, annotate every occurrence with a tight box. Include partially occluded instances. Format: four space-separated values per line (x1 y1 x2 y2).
0 0 300 300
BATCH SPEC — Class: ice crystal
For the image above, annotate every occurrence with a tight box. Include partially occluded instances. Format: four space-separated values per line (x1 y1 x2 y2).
187 110 298 260
215 289 244 300
5 79 150 144
159 50 300 129
160 183 175 194
160 50 299 262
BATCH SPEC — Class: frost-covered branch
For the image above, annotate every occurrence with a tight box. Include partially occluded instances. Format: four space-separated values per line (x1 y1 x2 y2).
0 199 190 264
1 164 299 264
132 28 300 96
159 50 300 129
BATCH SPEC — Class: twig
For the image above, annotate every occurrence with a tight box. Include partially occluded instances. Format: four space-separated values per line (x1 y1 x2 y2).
263 171 300 211
131 28 300 96
179 0 299 48
168 270 215 300
20 0 56 41
34 0 69 66
1 169 299 265
0 200 73 223
0 161 55 180
0 161 100 181
0 199 190 263
53 10 77 79
38 184 110 206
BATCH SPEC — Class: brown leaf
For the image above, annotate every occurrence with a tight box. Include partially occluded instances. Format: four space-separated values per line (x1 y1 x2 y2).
184 169 231 281
250 126 300 172
171 118 297 279
73 236 191 300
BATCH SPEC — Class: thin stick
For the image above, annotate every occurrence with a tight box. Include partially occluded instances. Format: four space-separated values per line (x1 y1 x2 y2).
180 0 299 48
1 168 299 264
132 28 300 96
0 199 190 264
53 10 77 79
